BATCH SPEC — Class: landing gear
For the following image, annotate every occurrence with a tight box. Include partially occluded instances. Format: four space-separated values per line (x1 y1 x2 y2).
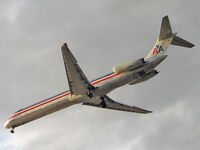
100 101 107 108
100 97 107 108
86 86 96 98
10 128 15 134
86 91 93 98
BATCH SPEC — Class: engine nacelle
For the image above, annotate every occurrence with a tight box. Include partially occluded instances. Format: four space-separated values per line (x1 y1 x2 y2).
113 58 145 73
129 70 159 85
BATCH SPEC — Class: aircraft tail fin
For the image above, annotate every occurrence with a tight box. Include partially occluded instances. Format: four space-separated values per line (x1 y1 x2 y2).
158 16 173 41
145 16 195 59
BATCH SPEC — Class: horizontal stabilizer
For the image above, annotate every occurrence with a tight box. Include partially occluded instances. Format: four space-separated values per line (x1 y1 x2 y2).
83 95 152 114
171 35 195 48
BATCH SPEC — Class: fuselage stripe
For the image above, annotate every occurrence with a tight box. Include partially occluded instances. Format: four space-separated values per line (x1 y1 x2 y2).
9 93 70 119
9 72 121 119
92 73 119 84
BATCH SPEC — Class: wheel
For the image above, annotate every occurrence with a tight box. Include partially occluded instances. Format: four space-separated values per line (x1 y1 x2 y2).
100 102 107 108
86 91 93 98
10 129 14 134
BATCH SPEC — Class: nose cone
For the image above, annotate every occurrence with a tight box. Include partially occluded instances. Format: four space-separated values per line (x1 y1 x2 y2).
4 120 11 129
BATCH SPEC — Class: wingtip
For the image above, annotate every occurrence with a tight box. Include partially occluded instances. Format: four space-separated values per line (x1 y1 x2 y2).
162 15 169 20
61 43 68 49
146 111 153 114
190 43 195 48
143 109 153 114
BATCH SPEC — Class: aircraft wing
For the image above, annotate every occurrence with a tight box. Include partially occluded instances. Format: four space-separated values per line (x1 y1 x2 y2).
82 95 152 114
61 43 93 95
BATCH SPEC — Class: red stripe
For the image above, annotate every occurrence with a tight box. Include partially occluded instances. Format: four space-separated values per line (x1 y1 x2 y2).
92 73 120 84
9 73 121 119
9 93 70 119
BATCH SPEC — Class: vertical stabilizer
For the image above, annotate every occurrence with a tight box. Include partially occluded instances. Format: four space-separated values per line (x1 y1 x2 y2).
158 16 173 41
145 16 194 59
145 16 173 59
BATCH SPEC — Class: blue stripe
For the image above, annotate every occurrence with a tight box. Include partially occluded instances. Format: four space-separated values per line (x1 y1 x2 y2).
90 72 114 83
14 90 69 114
13 72 114 114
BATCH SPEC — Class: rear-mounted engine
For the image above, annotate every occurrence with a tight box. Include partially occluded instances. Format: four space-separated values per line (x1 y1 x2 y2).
113 58 145 73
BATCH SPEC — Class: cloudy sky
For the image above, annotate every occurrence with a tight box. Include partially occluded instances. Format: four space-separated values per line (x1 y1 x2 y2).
0 0 199 150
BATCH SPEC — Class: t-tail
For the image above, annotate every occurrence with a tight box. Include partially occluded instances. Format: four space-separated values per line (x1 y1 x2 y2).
145 16 195 59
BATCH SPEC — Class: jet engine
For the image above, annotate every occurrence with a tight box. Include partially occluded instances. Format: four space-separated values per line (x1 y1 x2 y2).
129 70 159 85
113 58 145 73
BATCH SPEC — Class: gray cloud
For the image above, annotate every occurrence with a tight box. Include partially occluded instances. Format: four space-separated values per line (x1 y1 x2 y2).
0 0 200 150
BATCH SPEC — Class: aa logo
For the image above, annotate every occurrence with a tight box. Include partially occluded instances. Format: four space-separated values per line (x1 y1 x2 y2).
153 45 164 55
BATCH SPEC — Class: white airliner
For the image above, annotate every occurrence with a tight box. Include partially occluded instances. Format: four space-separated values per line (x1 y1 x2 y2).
4 16 194 133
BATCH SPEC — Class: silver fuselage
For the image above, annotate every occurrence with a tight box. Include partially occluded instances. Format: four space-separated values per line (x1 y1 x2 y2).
4 55 167 129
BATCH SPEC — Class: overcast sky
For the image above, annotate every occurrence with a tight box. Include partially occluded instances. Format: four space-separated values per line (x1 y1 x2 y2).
0 0 199 150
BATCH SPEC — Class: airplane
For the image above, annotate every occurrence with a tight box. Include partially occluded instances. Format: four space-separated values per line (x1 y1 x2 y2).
4 16 194 134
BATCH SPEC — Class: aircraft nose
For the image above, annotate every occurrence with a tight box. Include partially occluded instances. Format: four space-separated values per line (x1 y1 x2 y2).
4 120 11 129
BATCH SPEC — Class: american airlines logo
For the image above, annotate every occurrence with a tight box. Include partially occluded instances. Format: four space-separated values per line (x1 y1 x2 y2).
153 45 164 55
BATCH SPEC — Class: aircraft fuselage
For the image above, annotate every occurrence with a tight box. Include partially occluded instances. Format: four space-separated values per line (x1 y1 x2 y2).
4 55 166 129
